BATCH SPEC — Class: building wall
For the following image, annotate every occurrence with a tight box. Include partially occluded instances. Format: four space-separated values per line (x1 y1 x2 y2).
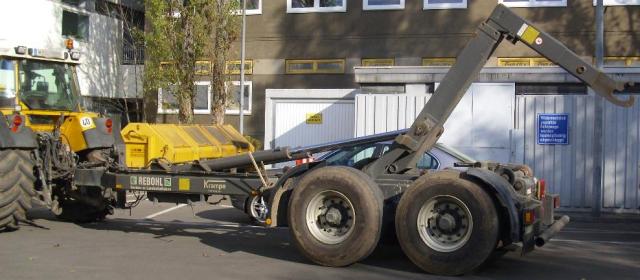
0 0 140 99
204 0 640 142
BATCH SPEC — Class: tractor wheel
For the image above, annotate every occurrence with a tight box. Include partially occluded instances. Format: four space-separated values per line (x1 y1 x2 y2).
288 166 383 267
0 149 36 231
395 171 499 276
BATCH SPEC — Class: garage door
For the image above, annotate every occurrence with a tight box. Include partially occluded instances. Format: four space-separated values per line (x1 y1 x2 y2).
355 83 515 163
264 89 356 151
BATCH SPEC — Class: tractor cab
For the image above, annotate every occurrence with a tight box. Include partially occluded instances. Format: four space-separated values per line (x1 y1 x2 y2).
0 43 92 133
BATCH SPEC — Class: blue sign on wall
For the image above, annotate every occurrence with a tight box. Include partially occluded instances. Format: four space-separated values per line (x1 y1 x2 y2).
537 113 569 145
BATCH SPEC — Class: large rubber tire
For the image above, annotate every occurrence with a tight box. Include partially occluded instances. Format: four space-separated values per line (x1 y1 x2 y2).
288 166 383 267
0 149 36 231
395 170 499 276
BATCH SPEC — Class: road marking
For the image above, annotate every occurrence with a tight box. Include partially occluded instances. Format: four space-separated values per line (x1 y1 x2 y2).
552 238 640 246
145 204 187 219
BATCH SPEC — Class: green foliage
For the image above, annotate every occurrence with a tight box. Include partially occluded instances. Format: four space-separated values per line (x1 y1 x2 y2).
144 0 240 124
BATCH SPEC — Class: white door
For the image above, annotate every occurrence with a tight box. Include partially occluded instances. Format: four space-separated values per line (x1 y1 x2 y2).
354 83 515 163
273 101 355 149
439 83 515 163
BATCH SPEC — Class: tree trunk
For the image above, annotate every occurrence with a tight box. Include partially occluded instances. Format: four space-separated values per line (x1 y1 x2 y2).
178 94 194 124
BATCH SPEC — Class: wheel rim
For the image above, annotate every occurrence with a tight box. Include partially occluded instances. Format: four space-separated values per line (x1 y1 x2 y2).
249 195 268 223
305 190 356 245
417 195 473 252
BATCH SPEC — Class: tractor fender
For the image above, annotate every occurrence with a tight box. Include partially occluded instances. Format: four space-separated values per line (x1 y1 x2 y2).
0 114 38 149
464 167 521 244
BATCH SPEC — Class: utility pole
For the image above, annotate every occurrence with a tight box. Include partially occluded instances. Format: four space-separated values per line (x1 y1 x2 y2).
239 0 247 134
592 0 604 217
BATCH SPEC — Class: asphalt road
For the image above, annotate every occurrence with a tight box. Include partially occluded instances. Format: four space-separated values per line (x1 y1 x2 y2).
1 195 639 280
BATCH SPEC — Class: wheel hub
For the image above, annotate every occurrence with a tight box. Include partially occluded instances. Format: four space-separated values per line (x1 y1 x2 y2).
417 195 474 252
306 190 356 245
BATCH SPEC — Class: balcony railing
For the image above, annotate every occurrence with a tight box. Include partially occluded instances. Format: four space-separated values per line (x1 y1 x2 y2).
123 46 144 65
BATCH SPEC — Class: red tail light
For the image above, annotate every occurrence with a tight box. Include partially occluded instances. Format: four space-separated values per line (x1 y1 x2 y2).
295 157 314 166
105 118 113 133
537 179 546 200
11 115 22 132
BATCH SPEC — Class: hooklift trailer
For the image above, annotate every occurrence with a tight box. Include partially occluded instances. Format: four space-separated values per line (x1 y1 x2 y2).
13 4 636 276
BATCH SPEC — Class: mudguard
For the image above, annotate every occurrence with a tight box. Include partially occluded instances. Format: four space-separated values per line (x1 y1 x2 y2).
465 167 521 244
0 114 38 149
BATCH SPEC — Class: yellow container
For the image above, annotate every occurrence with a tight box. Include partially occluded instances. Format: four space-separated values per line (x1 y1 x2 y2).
121 123 254 168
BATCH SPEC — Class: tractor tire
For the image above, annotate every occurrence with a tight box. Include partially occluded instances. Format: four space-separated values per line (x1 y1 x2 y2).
395 170 499 276
0 149 36 231
288 166 383 267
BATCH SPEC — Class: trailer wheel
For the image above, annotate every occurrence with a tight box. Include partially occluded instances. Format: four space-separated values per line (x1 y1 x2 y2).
0 149 36 231
395 171 499 276
288 166 383 267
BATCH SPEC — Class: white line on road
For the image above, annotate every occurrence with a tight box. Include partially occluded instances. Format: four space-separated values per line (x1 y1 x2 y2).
145 204 187 219
552 238 640 246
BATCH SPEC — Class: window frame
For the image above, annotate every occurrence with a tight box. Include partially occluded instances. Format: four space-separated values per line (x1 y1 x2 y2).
61 9 90 40
422 57 457 66
498 0 567 8
193 81 212 114
225 60 254 75
234 0 263 15
593 0 640 6
195 60 211 75
225 81 253 115
362 58 395 66
157 86 178 114
285 59 346 74
363 0 405 10
287 0 347 13
157 82 212 115
423 0 467 10
497 57 555 67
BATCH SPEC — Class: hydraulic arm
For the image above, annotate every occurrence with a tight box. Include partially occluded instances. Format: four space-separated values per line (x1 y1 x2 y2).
366 4 636 177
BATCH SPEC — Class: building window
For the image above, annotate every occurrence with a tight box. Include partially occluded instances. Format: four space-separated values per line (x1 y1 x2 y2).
497 57 555 67
226 81 252 115
195 61 211 75
194 81 211 114
286 59 345 74
62 10 89 40
157 83 211 114
235 0 262 15
363 0 405 10
593 0 640 6
603 57 640 67
422 57 456 66
499 0 566 8
362 58 395 66
158 86 178 114
287 0 347 13
424 0 467 9
225 60 254 74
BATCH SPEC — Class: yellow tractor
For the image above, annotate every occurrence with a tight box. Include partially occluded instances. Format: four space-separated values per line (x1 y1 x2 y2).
0 44 117 230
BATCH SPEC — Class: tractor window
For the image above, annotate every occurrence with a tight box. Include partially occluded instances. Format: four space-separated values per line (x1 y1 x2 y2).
0 59 16 107
18 60 79 111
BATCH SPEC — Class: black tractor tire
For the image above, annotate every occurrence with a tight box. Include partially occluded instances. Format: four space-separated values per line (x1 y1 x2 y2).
395 170 499 276
0 149 36 231
288 166 384 267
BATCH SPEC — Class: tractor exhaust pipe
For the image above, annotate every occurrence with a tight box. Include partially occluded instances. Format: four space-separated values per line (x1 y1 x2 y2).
535 215 570 247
